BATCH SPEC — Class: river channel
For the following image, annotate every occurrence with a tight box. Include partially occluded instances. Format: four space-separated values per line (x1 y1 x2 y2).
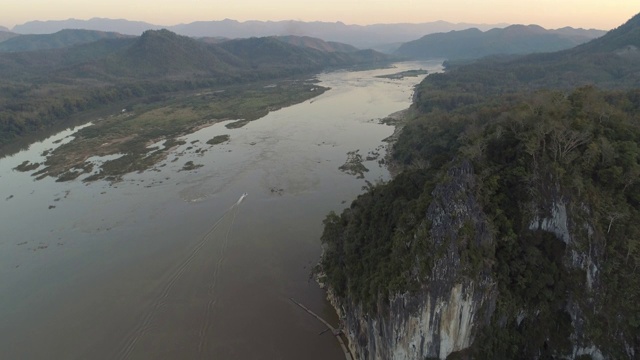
0 61 442 359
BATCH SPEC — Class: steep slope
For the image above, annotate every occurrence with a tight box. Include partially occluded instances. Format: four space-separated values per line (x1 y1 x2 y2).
395 25 604 60
100 29 239 79
571 12 640 54
416 12 640 102
320 12 640 360
0 29 131 52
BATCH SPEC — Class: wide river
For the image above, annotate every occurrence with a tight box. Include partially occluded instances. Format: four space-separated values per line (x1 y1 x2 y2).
0 61 442 359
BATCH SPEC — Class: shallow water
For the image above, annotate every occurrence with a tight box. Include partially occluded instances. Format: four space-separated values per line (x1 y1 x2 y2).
0 61 442 359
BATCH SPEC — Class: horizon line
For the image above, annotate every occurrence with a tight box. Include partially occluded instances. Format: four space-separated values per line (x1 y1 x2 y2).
3 17 612 32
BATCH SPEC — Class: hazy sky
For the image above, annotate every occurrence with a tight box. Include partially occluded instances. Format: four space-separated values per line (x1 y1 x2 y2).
3 1 638 30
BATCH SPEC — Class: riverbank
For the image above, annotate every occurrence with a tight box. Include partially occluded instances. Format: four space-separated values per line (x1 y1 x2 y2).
380 108 415 178
18 79 327 183
316 64 440 360
1 61 442 360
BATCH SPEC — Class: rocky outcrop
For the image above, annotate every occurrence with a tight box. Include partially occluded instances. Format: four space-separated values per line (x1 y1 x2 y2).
329 161 496 359
325 157 639 359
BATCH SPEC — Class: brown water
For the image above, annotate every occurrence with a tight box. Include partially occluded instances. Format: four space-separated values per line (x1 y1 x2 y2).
0 61 442 359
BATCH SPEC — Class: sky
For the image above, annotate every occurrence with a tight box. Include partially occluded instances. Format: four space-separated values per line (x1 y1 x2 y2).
2 1 638 30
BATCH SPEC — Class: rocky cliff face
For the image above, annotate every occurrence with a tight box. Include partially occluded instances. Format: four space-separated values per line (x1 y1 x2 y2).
328 161 497 359
325 160 637 359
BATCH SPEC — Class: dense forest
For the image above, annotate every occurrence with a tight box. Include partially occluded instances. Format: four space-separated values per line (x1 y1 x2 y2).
320 13 640 359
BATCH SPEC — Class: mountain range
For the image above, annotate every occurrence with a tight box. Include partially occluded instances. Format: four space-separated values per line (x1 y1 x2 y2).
0 29 388 82
9 18 512 49
0 29 131 52
0 28 392 146
426 12 640 93
395 24 606 59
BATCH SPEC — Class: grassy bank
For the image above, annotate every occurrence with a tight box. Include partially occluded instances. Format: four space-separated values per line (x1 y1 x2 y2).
31 79 327 182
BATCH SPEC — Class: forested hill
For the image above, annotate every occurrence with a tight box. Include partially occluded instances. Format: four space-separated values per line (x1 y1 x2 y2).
395 25 604 60
320 12 640 360
0 29 388 81
430 12 640 98
0 29 389 147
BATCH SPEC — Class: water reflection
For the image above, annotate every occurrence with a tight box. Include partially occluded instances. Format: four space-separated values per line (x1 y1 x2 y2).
0 61 443 359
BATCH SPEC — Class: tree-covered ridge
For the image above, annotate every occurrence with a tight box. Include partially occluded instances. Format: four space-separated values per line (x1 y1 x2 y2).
320 86 640 358
395 25 604 60
419 12 640 99
0 29 390 148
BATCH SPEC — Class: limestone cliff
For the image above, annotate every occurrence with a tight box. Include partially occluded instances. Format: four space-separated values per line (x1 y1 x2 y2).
325 161 496 359
321 159 637 359
320 84 640 359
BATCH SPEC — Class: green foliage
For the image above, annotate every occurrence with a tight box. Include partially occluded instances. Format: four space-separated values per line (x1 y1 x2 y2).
206 134 230 145
322 14 640 357
320 170 438 312
322 85 640 356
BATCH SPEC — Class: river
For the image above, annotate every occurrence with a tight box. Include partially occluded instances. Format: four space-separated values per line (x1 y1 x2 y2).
0 61 442 359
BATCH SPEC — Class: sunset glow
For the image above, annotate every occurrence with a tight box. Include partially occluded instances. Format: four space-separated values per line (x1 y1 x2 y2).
2 1 638 30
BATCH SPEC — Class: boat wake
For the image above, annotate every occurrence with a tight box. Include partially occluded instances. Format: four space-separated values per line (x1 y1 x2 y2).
115 193 247 359
236 192 248 205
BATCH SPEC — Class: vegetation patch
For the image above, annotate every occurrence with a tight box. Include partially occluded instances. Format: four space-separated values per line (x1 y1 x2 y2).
323 85 640 357
375 69 428 79
206 134 230 145
180 161 203 171
13 160 40 172
339 150 369 178
25 80 326 182
225 120 250 129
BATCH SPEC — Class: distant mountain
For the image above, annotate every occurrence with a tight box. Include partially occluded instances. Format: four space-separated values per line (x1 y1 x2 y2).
0 37 136 79
12 18 510 48
395 25 606 60
0 26 9 32
275 35 358 52
502 13 640 88
0 31 18 43
0 29 131 52
100 29 239 78
12 18 161 35
0 29 390 82
169 19 510 48
570 13 640 54
416 12 640 100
